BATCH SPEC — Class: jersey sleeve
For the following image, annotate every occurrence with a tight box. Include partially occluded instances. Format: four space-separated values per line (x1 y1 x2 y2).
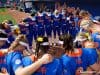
22 56 33 67
87 49 98 65
11 52 23 72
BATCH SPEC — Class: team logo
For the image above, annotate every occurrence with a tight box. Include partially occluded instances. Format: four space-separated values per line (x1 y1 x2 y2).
15 59 21 65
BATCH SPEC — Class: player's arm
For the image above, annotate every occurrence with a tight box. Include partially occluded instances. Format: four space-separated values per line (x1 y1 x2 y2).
88 49 100 72
12 53 53 75
90 63 100 71
0 73 8 75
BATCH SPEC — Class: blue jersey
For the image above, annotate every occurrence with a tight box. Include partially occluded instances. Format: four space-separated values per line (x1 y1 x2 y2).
4 28 15 43
5 28 11 34
61 48 98 75
61 55 77 75
91 32 100 49
27 21 38 43
44 16 52 29
74 48 98 71
38 23 45 36
36 16 44 24
52 14 61 37
28 21 38 34
74 17 80 34
28 21 36 30
23 18 33 23
61 14 67 26
22 56 63 75
19 24 29 35
60 14 68 34
44 15 52 36
82 48 98 66
44 14 52 24
6 51 23 75
52 14 61 28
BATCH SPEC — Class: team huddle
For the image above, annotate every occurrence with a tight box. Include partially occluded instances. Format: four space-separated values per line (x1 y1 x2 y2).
0 5 100 75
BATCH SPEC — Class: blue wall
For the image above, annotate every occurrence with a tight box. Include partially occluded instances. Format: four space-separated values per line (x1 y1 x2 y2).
65 0 100 16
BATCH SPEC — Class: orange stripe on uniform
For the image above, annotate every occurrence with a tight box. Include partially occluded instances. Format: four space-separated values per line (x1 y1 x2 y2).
29 55 37 62
0 51 4 57
66 49 82 57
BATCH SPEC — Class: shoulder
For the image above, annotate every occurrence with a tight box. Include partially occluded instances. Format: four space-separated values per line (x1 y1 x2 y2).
6 51 23 59
46 58 60 65
22 56 33 67
82 48 97 52
6 51 23 67
82 48 97 56
22 56 32 62
61 55 75 64
45 58 61 69
61 55 72 60
52 58 60 64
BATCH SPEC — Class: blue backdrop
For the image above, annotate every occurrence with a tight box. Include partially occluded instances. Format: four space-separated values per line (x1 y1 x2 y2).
64 0 100 16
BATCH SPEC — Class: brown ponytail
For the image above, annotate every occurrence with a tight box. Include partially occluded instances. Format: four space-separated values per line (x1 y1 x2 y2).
63 34 74 53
